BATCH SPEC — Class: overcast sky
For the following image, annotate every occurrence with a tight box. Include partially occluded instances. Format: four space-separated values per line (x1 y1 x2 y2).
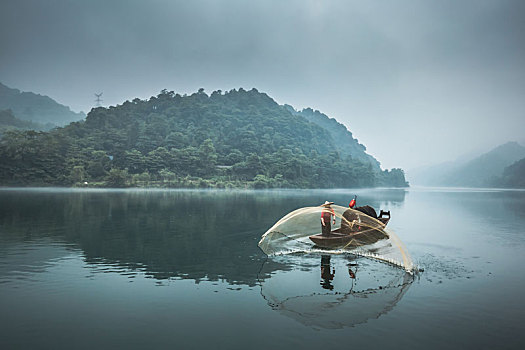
1 0 524 171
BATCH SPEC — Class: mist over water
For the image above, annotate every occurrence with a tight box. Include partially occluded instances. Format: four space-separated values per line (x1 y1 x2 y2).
0 188 524 349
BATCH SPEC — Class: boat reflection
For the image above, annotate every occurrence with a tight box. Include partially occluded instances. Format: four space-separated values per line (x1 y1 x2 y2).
259 253 413 329
0 188 408 287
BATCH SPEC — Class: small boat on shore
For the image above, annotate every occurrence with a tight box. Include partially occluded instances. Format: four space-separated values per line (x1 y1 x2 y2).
309 210 390 249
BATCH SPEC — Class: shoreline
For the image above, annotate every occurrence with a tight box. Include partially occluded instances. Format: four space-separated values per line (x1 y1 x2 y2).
1 185 524 192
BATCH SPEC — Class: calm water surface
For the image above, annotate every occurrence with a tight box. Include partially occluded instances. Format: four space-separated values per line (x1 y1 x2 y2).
0 188 524 349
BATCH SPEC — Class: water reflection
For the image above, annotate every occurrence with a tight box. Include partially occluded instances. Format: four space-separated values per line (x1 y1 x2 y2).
259 253 413 329
2 188 524 349
320 255 335 290
0 188 407 286
398 188 525 249
320 255 358 290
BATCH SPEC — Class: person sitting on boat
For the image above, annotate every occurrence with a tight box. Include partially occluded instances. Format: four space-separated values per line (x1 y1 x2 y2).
320 201 335 236
343 195 379 222
341 196 359 233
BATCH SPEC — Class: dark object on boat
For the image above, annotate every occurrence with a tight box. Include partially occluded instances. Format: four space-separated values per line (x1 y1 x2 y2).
355 205 377 219
309 210 391 249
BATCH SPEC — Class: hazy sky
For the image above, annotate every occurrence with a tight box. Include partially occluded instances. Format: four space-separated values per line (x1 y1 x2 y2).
1 0 524 170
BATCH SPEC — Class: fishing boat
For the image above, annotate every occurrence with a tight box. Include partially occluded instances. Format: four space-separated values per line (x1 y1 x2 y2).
309 210 390 249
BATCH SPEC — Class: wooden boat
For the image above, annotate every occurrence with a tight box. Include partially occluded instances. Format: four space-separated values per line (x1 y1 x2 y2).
309 210 390 249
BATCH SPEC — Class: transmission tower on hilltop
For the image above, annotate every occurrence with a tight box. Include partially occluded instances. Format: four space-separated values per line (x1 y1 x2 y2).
94 92 103 107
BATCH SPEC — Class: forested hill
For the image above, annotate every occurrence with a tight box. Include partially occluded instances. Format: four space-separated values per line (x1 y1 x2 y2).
0 82 85 125
0 88 408 188
0 109 55 134
288 106 381 172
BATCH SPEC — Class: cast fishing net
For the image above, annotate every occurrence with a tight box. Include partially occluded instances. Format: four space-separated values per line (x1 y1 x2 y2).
258 204 415 273
258 254 412 329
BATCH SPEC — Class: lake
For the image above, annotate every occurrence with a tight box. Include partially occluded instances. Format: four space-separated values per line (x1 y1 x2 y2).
1 187 524 349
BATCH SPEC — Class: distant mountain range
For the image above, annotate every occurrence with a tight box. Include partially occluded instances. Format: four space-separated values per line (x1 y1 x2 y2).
409 141 525 188
493 158 525 188
0 82 85 126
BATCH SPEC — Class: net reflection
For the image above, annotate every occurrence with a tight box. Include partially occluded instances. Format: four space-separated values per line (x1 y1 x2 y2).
0 188 408 286
259 253 413 329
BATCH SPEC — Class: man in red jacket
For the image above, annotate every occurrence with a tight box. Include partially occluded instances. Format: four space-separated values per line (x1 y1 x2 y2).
321 201 336 236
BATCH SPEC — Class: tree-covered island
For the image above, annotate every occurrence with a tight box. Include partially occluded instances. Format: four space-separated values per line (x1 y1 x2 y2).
0 88 408 188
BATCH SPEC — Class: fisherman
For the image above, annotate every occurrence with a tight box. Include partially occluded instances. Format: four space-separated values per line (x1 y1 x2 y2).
320 201 335 236
341 195 359 233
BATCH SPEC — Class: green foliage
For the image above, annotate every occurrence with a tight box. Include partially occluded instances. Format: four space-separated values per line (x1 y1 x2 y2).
71 165 86 184
293 107 381 171
0 109 55 136
106 168 129 188
0 88 408 188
